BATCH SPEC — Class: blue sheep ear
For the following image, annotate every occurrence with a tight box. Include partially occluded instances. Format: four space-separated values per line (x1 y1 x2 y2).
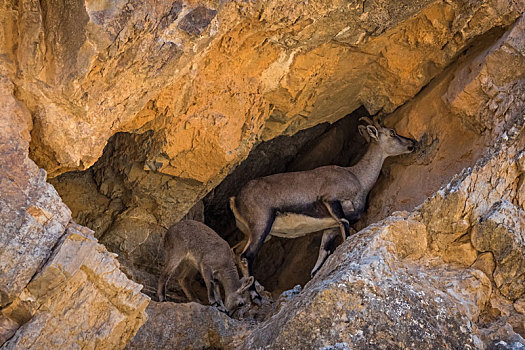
366 125 379 141
239 276 255 292
358 125 370 143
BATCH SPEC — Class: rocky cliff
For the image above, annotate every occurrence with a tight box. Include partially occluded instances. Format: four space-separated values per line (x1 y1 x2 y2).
0 0 524 349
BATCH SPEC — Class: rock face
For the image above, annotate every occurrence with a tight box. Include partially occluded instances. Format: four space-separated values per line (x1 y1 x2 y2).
242 218 488 349
126 301 249 350
128 115 525 349
132 10 524 349
0 76 70 309
1 0 525 349
2 223 149 350
364 12 525 226
0 75 148 348
471 202 525 301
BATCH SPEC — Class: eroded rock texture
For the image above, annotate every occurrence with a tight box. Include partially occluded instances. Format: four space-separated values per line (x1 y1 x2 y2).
1 0 525 349
126 301 250 350
2 223 149 350
0 73 148 348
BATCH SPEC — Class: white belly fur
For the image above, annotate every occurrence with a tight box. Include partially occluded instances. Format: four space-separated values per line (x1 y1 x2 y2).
270 213 339 238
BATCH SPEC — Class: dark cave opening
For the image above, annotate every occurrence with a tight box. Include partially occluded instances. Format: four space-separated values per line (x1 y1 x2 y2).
203 106 370 296
47 48 497 306
46 62 495 313
49 107 372 303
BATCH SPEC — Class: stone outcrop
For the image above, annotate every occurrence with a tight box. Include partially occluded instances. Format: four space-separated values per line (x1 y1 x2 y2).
237 14 525 344
0 76 148 348
364 11 525 226
126 301 250 350
158 120 523 350
7 0 521 201
242 217 490 349
2 223 149 350
127 122 525 349
44 0 523 301
0 75 70 309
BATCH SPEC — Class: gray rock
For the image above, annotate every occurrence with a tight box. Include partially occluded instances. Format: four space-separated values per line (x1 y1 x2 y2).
127 301 250 350
178 6 217 36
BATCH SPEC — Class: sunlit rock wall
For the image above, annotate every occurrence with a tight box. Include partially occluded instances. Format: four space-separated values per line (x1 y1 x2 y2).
0 78 149 349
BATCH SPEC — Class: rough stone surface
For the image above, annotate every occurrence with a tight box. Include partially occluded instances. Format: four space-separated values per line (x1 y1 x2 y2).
240 216 487 349
48 169 120 239
2 223 149 350
135 0 523 203
0 76 71 307
46 4 525 303
472 252 497 283
126 301 249 350
363 12 525 226
5 0 519 183
471 201 525 300
444 15 525 134
0 74 148 348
